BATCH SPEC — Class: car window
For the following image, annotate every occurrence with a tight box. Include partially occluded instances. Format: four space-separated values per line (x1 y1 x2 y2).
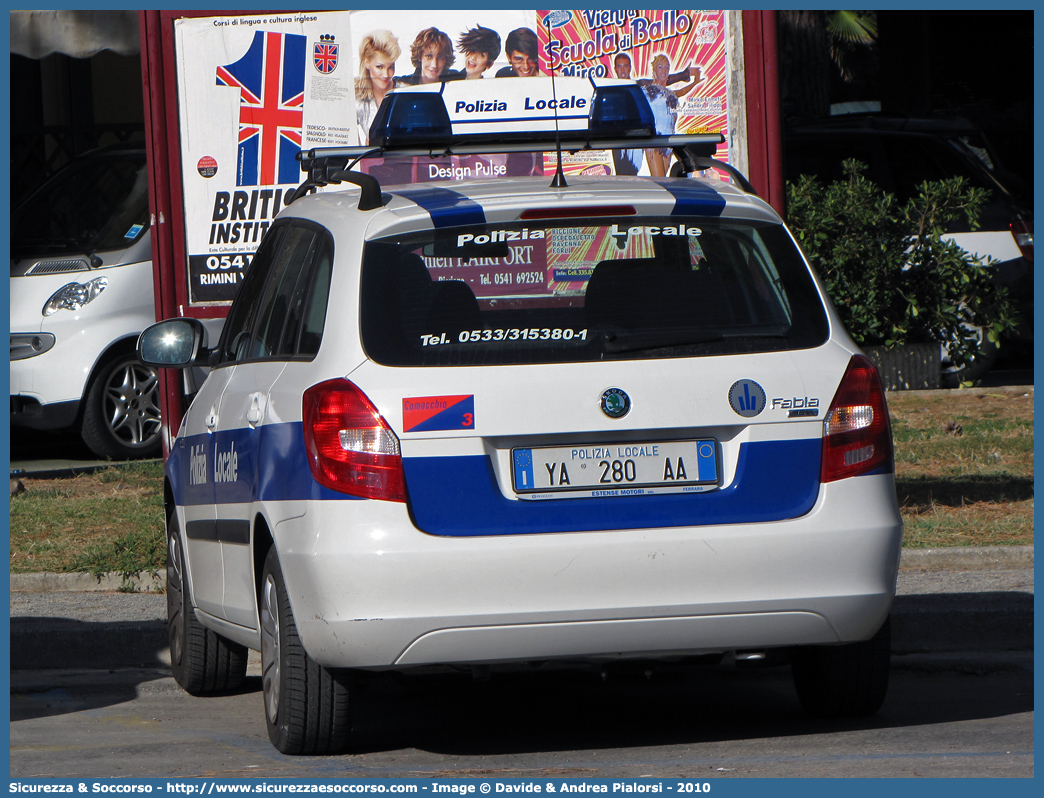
249 225 319 360
284 233 333 357
216 225 287 365
360 216 828 366
217 222 334 364
879 137 992 199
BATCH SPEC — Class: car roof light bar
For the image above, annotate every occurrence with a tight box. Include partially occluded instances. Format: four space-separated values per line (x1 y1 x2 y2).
366 79 663 148
287 77 731 209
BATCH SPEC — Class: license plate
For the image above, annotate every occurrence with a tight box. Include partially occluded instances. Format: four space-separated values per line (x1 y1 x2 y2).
512 439 719 500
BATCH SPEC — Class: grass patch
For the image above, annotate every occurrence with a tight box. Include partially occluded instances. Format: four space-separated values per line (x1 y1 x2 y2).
7 389 1033 576
889 389 1034 548
9 461 165 577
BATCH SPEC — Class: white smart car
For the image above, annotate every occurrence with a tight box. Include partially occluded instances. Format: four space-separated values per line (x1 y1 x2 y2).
139 79 903 755
11 147 161 459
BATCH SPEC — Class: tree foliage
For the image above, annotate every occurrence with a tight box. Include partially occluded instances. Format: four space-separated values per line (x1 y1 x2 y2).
778 10 878 119
786 160 1019 370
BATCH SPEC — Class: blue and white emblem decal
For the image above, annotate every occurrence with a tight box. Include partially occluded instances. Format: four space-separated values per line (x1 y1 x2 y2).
729 379 766 417
600 387 631 419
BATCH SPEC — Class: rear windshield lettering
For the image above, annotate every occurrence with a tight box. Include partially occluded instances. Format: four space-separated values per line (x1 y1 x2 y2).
457 229 545 247
610 223 702 239
419 328 588 346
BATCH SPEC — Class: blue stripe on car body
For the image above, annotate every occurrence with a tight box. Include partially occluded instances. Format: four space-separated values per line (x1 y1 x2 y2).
394 186 486 228
402 439 821 536
649 178 728 217
168 422 840 536
168 424 365 509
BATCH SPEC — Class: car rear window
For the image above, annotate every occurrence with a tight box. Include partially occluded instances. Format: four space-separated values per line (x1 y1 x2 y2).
360 216 829 366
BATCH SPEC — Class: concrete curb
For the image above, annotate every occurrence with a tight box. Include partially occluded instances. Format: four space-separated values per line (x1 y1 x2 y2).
898 545 1034 570
886 384 1033 398
9 571 165 593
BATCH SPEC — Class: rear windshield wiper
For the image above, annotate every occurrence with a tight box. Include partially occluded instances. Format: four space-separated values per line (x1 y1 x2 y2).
601 325 790 353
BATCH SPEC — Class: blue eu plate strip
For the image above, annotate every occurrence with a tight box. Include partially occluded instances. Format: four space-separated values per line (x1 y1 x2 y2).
697 441 717 482
513 449 535 491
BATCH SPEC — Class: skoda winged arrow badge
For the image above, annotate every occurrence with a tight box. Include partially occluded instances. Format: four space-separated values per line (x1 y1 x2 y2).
600 387 631 419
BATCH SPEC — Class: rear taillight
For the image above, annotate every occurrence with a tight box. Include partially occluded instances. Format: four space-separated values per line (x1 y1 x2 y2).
1011 219 1033 262
302 379 405 502
820 356 893 483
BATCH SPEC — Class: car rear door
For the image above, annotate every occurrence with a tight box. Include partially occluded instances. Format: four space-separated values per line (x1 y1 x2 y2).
211 222 331 627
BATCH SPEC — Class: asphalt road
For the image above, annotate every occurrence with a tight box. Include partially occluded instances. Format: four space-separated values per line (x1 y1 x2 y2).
8 550 1035 778
9 654 1033 778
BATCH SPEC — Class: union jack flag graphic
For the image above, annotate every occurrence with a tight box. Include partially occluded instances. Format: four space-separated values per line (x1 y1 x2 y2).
216 31 306 186
313 41 338 74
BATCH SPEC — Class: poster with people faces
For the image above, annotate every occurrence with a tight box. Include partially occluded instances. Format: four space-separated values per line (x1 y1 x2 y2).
348 9 728 181
174 10 728 306
348 10 540 184
349 9 539 146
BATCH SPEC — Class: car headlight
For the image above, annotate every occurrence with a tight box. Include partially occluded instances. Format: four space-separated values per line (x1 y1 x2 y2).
42 277 108 317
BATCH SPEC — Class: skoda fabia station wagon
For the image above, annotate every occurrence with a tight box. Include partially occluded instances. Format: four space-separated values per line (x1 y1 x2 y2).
139 78 903 754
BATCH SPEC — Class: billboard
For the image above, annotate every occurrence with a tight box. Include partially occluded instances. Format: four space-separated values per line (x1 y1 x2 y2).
174 11 354 304
173 10 728 306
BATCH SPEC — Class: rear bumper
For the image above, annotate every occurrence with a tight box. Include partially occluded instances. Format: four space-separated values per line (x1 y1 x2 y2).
270 473 903 669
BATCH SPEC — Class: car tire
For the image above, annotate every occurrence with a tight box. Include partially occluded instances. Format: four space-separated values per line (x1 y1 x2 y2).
791 616 891 718
261 547 353 755
81 352 163 459
167 515 248 694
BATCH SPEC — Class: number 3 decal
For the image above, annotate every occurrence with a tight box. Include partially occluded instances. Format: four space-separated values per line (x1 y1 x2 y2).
462 413 474 427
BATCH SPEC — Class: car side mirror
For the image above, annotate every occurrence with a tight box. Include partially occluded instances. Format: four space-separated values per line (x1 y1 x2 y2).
137 318 211 368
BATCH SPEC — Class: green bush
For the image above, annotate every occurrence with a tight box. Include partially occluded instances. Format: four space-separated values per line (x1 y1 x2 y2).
786 160 1019 371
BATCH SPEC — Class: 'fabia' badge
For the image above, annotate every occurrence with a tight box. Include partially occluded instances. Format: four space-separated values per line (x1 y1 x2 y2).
729 379 766 417
600 388 631 419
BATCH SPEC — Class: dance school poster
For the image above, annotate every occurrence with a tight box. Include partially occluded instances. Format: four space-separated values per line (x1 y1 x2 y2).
537 9 729 177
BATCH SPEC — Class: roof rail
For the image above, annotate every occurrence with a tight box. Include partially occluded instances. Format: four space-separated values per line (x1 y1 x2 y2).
672 148 759 195
285 151 385 208
289 133 728 209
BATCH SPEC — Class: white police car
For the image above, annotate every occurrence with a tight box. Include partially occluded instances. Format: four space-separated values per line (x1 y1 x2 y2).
139 78 903 755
